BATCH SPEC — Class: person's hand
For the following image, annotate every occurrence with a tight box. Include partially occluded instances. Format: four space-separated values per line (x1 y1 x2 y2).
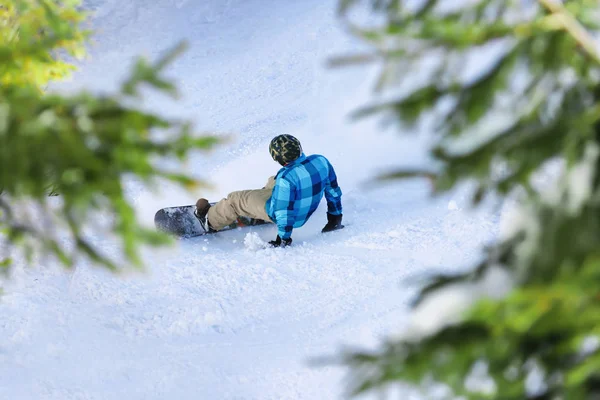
269 235 292 247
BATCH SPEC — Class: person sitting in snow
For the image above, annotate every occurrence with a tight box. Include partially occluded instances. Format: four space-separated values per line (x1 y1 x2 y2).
194 134 343 247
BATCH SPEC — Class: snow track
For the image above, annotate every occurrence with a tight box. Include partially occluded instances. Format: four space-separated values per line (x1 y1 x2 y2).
0 1 499 399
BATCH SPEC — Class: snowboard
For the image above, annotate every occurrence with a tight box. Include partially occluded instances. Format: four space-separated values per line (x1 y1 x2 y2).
154 203 272 238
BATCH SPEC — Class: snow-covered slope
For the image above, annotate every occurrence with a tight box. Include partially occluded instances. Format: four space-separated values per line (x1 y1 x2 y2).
0 1 500 399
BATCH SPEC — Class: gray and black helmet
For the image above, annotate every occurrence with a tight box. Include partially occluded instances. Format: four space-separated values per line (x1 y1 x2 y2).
269 134 302 166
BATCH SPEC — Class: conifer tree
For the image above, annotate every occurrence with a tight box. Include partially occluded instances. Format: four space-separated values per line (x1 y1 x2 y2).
331 0 600 398
0 0 219 272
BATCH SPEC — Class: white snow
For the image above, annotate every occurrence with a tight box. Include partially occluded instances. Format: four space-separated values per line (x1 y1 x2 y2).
0 0 502 399
243 232 268 252
447 199 460 211
397 265 514 340
464 360 497 396
565 143 598 213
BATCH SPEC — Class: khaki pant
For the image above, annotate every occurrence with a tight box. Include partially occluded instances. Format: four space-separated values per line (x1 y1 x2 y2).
207 176 275 230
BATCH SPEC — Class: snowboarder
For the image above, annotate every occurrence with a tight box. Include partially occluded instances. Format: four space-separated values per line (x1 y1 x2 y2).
194 134 343 247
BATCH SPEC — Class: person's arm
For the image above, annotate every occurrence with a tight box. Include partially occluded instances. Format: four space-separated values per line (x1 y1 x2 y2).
324 159 342 215
322 159 343 232
269 177 296 246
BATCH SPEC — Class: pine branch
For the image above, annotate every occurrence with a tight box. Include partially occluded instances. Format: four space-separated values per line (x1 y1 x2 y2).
538 0 600 64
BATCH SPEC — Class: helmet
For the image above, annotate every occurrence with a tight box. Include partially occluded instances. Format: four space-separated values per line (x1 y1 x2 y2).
269 134 302 166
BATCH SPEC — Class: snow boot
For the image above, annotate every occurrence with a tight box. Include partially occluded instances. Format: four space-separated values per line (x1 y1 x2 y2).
194 198 215 233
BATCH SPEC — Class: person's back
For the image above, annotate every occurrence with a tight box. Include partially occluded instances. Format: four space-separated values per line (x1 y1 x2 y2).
266 152 342 238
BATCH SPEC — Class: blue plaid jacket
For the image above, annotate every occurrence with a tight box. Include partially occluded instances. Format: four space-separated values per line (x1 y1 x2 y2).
265 153 342 240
